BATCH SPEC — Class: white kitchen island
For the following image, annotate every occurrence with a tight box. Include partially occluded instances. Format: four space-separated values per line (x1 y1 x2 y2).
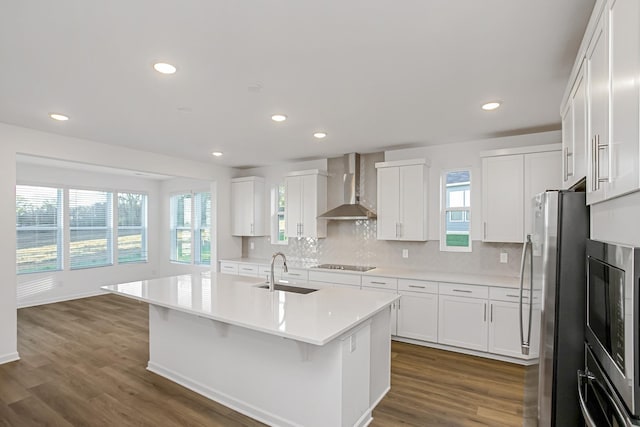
101 272 398 427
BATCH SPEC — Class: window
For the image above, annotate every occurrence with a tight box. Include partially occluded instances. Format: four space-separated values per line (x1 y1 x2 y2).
16 185 63 274
441 170 471 252
270 183 288 244
170 191 211 265
69 189 113 269
194 192 211 265
118 193 148 264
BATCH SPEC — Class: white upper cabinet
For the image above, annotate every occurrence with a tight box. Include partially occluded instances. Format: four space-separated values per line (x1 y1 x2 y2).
285 170 327 239
586 10 610 204
375 159 429 241
482 155 524 243
563 0 640 204
231 176 265 236
561 61 587 189
606 0 640 200
482 145 561 243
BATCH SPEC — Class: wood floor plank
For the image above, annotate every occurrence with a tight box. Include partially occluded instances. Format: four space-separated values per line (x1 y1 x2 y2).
0 294 530 426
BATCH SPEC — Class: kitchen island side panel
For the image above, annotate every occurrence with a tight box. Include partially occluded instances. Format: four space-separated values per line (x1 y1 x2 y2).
147 304 379 427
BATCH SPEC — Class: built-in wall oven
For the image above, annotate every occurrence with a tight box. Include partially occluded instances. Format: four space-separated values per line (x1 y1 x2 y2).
581 239 640 424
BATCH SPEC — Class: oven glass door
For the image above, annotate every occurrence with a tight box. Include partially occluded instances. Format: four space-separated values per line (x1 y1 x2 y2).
587 256 626 373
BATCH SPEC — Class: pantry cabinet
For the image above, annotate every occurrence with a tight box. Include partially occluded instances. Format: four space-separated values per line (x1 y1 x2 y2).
482 145 561 243
231 176 265 236
375 159 429 241
285 170 327 239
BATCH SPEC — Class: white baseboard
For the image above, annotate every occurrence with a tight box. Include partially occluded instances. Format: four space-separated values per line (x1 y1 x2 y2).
17 289 107 309
147 361 301 427
391 336 538 366
0 352 20 365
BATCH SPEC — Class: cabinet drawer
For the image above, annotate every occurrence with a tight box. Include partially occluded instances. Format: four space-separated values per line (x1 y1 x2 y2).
238 264 259 277
308 271 361 287
489 287 532 303
362 276 398 290
439 282 488 299
280 268 309 283
398 279 438 294
220 262 238 275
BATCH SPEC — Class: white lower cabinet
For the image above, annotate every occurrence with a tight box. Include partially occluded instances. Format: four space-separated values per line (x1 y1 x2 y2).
437 294 488 352
397 291 438 342
488 300 524 358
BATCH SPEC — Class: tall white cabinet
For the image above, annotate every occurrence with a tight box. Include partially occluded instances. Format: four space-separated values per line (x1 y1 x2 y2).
375 159 429 241
481 145 561 243
285 169 327 239
561 61 587 189
231 176 265 236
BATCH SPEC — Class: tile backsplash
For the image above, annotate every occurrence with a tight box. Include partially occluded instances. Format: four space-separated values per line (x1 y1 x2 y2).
243 220 522 277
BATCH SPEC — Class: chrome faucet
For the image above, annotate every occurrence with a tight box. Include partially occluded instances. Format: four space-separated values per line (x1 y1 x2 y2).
270 252 288 292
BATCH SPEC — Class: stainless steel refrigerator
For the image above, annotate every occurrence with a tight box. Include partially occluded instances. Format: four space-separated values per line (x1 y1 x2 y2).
521 190 589 427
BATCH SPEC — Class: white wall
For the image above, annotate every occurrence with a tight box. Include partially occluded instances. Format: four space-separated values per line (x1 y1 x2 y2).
0 122 238 364
384 130 562 241
0 146 17 364
16 163 163 307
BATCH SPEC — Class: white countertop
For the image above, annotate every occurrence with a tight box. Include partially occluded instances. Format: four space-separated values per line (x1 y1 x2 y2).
219 258 520 288
101 273 398 346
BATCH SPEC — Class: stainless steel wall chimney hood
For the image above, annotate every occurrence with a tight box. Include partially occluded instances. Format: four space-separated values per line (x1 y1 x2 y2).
318 153 377 220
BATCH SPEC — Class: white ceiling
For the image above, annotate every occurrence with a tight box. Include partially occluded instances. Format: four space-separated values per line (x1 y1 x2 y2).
1 0 594 168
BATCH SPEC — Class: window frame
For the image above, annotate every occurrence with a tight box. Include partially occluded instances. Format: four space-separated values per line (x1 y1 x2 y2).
440 169 472 253
68 188 114 270
270 183 288 245
169 190 211 265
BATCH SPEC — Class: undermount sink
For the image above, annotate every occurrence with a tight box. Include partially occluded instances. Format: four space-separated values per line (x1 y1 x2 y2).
256 284 319 294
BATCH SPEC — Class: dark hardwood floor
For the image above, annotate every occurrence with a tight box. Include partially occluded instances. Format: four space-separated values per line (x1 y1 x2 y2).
0 295 528 426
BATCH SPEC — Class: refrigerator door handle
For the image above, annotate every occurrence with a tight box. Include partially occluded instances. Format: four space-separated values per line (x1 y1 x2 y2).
519 234 532 355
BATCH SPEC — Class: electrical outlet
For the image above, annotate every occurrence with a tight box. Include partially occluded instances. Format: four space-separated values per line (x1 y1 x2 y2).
500 252 508 263
402 249 409 258
250 241 255 250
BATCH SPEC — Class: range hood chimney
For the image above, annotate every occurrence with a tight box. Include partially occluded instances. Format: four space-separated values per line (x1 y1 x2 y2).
318 153 377 220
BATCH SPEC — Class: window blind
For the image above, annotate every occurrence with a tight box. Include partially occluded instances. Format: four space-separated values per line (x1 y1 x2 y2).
69 189 113 269
170 193 192 263
118 193 147 264
16 185 63 274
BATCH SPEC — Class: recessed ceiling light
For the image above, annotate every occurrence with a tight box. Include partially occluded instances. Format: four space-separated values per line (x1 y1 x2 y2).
212 151 223 157
153 62 177 74
481 101 502 111
49 113 69 121
313 132 327 139
271 114 287 122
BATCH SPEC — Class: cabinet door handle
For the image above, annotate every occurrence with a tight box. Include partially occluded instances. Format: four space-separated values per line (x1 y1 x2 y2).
408 285 426 289
564 147 575 180
597 134 609 184
490 303 493 322
483 222 487 240
287 273 301 277
452 289 472 293
484 303 487 322
300 223 304 236
250 223 254 234
370 281 387 285
507 294 529 299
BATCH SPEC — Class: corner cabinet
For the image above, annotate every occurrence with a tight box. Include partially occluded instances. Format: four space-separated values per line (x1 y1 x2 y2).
481 145 561 243
375 159 429 241
285 169 327 239
231 176 265 236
